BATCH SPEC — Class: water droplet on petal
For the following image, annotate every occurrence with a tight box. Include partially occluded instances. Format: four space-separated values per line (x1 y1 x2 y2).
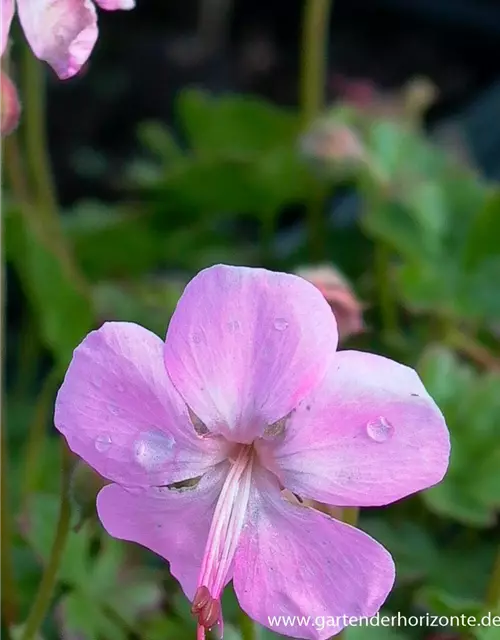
274 318 289 331
134 431 175 471
227 320 240 333
192 333 203 344
366 417 394 443
95 434 112 452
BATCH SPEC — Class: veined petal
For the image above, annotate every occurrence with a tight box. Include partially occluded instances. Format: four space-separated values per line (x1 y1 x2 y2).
17 0 98 79
164 265 338 443
1 0 14 55
55 322 229 487
97 462 229 600
233 468 395 640
94 0 134 9
258 350 450 507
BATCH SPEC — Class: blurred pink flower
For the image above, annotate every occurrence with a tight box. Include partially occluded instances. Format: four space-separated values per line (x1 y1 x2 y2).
55 265 450 640
0 0 134 80
1 68 20 135
296 264 365 342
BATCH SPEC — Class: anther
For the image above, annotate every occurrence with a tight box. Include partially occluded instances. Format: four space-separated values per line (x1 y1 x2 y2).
191 586 211 614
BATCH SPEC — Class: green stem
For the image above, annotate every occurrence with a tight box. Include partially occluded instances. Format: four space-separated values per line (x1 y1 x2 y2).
21 43 57 222
19 47 90 299
0 135 17 635
485 546 500 609
239 610 258 640
374 243 398 341
20 444 72 640
300 0 333 261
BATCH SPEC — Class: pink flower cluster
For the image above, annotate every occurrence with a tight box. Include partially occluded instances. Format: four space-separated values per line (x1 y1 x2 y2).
55 265 450 640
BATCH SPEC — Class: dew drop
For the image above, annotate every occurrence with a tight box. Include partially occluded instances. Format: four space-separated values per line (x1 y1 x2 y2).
95 434 112 452
227 320 240 333
192 333 203 344
366 417 394 443
134 431 175 471
108 404 120 416
274 318 289 331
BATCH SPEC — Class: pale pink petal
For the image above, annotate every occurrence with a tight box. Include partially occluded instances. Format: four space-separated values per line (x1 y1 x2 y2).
94 0 134 9
1 0 14 55
258 350 450 507
97 462 229 600
55 322 229 487
233 468 395 640
17 0 98 79
164 265 338 443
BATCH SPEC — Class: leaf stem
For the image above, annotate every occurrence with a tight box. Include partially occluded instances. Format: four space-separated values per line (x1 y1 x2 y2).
341 507 359 527
20 443 72 640
446 329 500 372
299 0 333 260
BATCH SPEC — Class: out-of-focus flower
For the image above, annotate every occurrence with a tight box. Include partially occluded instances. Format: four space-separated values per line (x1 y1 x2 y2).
296 264 365 342
55 264 450 640
0 0 134 80
0 68 20 135
300 119 366 179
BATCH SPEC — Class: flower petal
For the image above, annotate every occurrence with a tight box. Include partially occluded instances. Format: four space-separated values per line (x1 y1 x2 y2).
94 0 135 9
258 350 450 507
164 265 338 443
17 0 98 79
233 468 395 640
55 322 229 487
1 0 14 55
97 462 229 599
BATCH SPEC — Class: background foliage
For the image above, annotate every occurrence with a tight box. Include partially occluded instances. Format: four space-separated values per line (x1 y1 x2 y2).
3 1 500 639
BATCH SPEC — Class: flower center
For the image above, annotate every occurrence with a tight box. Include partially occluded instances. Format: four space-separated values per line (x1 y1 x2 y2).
192 445 254 639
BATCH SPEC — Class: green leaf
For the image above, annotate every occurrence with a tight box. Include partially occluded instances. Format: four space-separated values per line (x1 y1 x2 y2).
177 90 300 155
418 347 500 526
5 211 93 366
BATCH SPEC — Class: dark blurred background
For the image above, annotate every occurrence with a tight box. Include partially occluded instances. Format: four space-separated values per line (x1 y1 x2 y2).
48 0 500 206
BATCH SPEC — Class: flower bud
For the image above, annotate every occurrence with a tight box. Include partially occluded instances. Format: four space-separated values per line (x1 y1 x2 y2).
1 69 21 137
296 264 365 342
300 120 366 179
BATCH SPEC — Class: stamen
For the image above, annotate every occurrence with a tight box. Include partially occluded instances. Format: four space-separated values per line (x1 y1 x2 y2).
192 445 254 639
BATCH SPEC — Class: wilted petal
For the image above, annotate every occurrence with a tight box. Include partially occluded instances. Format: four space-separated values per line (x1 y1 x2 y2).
259 350 450 506
1 0 14 55
97 462 229 600
17 0 98 79
55 322 229 488
233 468 395 640
95 0 135 9
164 265 338 443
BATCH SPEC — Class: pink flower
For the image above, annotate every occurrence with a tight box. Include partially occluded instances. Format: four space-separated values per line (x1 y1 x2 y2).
54 265 450 640
0 0 134 80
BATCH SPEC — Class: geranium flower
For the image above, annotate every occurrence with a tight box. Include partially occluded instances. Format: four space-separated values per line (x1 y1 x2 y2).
54 265 450 640
1 0 134 79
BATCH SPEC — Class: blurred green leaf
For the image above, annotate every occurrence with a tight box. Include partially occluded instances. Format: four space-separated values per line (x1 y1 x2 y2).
22 495 162 640
419 347 500 526
177 89 300 155
5 211 93 366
